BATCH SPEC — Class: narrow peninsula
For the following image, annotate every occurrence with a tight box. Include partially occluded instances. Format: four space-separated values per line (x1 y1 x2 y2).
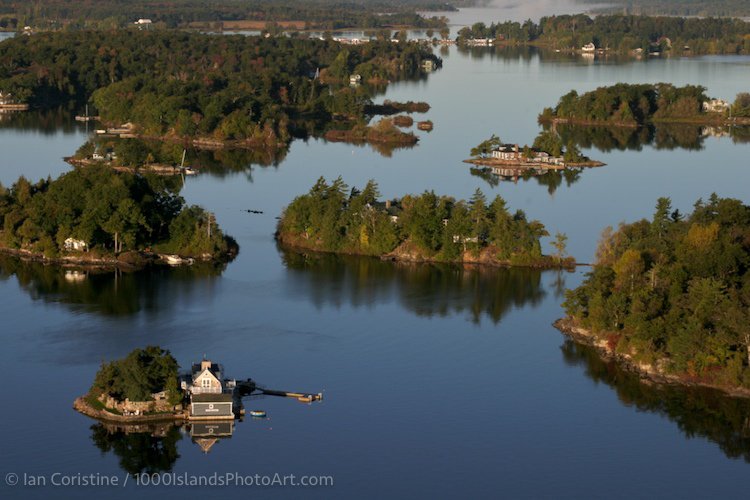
557 195 750 397
276 178 574 268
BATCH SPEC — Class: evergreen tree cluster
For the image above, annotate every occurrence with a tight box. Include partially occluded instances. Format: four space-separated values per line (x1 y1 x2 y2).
90 346 181 403
564 196 750 387
0 165 232 258
278 177 562 265
0 31 436 143
540 83 715 125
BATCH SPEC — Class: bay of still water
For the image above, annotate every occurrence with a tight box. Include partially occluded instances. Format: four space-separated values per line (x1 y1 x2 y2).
2 21 750 500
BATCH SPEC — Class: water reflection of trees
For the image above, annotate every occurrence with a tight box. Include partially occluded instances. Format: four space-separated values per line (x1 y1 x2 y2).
280 249 547 324
547 123 750 152
0 108 87 134
561 340 750 462
470 166 582 195
90 422 182 476
0 255 225 316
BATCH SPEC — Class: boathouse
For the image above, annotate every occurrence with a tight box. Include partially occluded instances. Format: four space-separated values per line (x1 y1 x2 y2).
181 359 236 419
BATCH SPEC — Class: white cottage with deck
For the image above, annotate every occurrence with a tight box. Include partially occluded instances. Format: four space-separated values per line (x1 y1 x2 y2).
181 359 236 419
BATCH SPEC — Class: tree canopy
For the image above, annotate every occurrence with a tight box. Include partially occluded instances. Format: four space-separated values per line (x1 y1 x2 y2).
564 195 750 388
277 177 567 267
0 164 233 258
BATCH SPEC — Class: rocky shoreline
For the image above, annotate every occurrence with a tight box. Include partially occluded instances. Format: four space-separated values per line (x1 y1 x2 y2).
277 235 577 270
554 317 750 399
73 396 186 424
0 245 234 270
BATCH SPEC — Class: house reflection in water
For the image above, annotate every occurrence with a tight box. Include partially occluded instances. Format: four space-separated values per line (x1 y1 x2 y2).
188 420 234 454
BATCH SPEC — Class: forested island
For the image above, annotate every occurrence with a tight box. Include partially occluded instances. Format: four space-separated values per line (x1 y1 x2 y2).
276 178 574 268
76 346 184 421
539 84 750 127
0 0 467 32
465 131 603 168
0 165 236 267
558 195 750 396
456 14 750 55
0 31 439 151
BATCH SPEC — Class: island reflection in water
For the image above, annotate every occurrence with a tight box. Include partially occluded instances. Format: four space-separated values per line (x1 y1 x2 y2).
90 419 236 475
279 248 559 324
562 340 750 463
0 255 227 316
549 122 750 152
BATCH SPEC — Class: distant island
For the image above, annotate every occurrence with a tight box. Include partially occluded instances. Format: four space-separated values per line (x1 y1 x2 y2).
464 132 605 169
0 0 459 32
0 31 439 152
0 165 237 268
540 84 750 127
557 195 750 397
456 14 750 55
276 178 574 268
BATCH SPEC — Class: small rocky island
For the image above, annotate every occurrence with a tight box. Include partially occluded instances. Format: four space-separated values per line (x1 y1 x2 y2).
557 195 750 397
276 177 575 268
464 132 605 171
0 164 237 268
75 347 323 423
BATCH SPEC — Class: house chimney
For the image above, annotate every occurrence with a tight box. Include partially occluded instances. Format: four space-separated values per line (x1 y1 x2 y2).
201 360 211 371
385 199 391 209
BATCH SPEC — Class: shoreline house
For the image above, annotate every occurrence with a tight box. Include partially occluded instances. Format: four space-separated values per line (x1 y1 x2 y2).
490 144 566 167
64 237 88 252
581 42 596 52
703 99 730 113
181 359 237 420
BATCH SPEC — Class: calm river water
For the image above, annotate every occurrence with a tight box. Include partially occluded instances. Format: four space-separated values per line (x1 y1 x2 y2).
2 11 750 500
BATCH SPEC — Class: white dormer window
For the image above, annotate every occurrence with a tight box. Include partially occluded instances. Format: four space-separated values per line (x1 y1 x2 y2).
201 378 211 388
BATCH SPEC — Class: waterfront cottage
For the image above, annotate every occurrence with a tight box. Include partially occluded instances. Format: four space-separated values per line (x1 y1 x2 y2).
491 144 521 160
703 99 730 113
181 359 236 419
64 237 88 252
582 42 596 52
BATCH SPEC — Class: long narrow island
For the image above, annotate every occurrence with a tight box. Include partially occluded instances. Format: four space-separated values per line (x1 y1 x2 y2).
557 195 750 397
276 178 575 268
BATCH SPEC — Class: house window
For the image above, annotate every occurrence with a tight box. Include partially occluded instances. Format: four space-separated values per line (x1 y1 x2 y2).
201 378 211 388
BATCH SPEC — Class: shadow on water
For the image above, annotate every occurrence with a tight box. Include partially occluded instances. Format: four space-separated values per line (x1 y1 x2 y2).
0 254 227 317
561 339 750 462
279 247 550 324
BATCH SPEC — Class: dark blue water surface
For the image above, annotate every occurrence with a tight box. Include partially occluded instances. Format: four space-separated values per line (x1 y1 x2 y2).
2 21 750 500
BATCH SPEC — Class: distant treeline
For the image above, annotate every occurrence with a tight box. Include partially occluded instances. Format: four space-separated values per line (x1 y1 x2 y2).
457 14 750 54
0 31 438 146
583 0 750 18
539 84 749 126
0 0 466 31
277 178 572 267
564 195 750 389
0 165 233 258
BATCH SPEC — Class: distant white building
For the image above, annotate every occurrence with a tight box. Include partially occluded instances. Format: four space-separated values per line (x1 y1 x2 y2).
349 74 362 86
64 238 88 252
134 19 152 25
703 99 730 113
582 42 596 52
